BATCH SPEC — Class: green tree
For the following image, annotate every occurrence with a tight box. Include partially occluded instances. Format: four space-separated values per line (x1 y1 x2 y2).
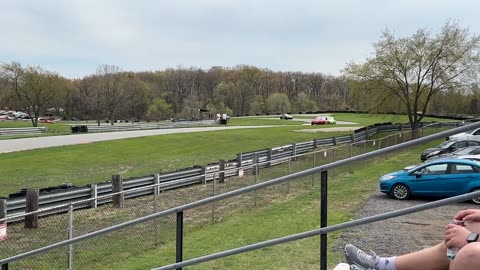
292 92 317 113
345 21 480 130
146 98 172 120
266 93 291 114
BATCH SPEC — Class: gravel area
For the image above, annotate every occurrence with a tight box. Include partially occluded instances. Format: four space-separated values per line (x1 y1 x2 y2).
335 192 475 260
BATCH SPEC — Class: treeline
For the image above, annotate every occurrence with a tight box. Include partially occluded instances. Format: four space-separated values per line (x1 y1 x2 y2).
1 62 479 127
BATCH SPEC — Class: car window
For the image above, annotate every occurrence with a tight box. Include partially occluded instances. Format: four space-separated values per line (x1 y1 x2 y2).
451 164 476 174
468 141 480 146
474 130 480 135
452 142 467 149
418 164 448 175
472 149 480 155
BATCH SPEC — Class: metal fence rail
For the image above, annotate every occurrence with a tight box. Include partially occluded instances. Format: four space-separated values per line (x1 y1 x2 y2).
1 121 454 219
0 127 47 136
1 121 479 269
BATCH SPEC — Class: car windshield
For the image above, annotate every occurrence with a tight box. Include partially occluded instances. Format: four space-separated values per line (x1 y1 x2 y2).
453 146 480 155
438 140 456 149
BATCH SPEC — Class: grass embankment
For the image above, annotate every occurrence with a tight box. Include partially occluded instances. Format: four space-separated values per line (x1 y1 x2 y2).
0 113 449 197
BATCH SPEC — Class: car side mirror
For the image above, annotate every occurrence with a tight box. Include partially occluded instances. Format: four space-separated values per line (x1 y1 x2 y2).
412 171 423 178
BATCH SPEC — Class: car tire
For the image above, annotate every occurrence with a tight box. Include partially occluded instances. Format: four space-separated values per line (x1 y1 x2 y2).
391 184 410 200
471 188 480 205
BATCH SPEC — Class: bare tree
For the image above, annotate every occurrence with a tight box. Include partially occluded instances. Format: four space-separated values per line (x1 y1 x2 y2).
96 65 124 125
345 21 480 131
1 62 62 126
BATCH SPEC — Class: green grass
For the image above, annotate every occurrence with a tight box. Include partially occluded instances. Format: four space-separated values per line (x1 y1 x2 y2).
0 113 451 197
86 143 439 270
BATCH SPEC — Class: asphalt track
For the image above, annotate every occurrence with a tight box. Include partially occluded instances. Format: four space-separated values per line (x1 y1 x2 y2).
0 126 274 154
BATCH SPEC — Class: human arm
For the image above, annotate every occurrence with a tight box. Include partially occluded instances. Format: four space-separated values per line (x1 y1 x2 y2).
453 209 480 222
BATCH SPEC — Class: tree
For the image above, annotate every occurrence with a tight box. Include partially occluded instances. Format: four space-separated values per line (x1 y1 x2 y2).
1 62 63 127
122 73 152 122
96 65 124 125
345 21 480 131
266 93 291 114
292 92 317 113
146 98 172 120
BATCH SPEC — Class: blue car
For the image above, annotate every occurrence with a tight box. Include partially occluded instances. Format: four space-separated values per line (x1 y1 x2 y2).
379 159 480 204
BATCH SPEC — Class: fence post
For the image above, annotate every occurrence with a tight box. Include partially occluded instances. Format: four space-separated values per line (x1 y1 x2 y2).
237 153 243 168
252 154 259 176
25 189 39 229
176 211 184 270
1 263 8 270
349 144 353 173
201 166 207 184
212 173 216 222
333 137 337 145
365 126 369 140
67 203 74 270
112 174 124 208
90 184 97 209
351 133 355 144
320 170 328 270
0 198 6 224
219 160 225 183
292 143 297 160
153 175 159 246
313 138 318 149
267 148 273 168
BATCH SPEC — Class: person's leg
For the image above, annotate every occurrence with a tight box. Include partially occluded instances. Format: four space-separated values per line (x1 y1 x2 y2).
450 242 480 270
394 243 449 270
346 243 449 270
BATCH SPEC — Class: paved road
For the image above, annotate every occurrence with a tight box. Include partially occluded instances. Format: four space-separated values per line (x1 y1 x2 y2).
0 126 274 154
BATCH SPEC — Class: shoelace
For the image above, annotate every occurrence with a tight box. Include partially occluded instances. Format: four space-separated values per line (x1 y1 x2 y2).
356 249 379 268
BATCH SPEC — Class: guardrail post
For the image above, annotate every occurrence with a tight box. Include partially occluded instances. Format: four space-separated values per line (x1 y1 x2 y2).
320 170 328 270
313 138 318 148
1 263 8 270
267 148 272 168
0 199 6 224
349 144 353 173
154 173 161 195
292 143 297 160
25 189 39 229
351 133 355 144
201 166 207 185
219 160 225 183
333 137 337 145
67 203 74 270
237 153 243 168
176 211 184 270
153 175 159 246
253 154 258 176
90 184 97 209
112 174 124 208
365 126 369 140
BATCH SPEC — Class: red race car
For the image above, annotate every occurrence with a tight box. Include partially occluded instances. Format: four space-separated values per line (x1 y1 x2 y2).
311 116 327 125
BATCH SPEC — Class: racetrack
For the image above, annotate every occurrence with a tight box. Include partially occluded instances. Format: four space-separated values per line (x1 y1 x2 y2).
0 125 275 154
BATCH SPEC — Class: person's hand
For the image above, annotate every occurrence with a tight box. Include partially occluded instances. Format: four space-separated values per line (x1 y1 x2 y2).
445 223 471 248
453 209 480 222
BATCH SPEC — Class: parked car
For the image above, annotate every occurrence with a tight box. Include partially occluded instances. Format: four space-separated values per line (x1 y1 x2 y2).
325 116 336 124
379 159 480 204
311 116 327 125
420 140 480 161
448 128 480 141
280 113 293 120
428 146 480 160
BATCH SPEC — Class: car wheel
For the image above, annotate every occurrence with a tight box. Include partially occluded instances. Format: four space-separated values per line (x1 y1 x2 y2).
471 188 480 204
391 184 410 200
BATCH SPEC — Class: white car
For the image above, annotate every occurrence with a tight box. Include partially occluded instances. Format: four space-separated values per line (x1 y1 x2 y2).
280 113 293 120
448 128 480 141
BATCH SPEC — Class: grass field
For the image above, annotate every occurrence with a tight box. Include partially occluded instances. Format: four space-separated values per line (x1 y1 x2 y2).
0 113 450 197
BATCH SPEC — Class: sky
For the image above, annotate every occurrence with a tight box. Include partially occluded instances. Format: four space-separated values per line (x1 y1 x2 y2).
1 0 479 79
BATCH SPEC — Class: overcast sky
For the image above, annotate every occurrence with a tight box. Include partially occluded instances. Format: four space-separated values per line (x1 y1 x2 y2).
1 0 479 79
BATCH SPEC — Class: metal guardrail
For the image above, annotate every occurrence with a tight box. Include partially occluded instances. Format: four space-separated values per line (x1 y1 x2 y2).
2 121 451 218
2 121 480 268
0 127 47 136
73 120 216 133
